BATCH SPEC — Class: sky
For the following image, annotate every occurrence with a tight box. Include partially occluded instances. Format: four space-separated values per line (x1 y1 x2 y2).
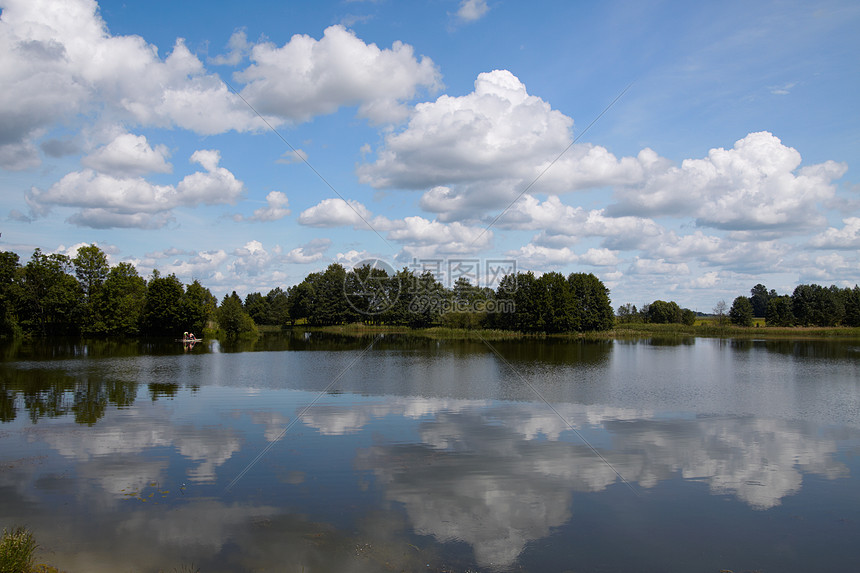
1 0 858 311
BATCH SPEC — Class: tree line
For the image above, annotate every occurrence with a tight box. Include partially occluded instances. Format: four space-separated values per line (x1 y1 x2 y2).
616 282 860 328
726 283 860 327
3 245 855 338
0 246 615 337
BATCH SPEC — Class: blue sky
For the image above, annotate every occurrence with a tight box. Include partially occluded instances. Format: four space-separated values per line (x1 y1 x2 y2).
1 0 858 310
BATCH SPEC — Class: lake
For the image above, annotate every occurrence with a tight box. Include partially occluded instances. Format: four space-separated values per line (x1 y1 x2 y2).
1 333 859 572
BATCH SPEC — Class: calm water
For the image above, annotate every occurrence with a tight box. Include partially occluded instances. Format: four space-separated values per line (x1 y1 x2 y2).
1 333 859 572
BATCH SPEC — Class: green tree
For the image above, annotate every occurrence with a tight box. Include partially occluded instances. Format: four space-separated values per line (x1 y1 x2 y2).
265 287 291 327
0 251 22 336
182 280 216 333
729 296 754 327
140 271 185 335
749 284 773 318
308 263 352 325
99 262 146 336
72 244 110 334
287 281 315 325
568 272 613 331
244 292 269 324
616 303 639 324
645 300 682 324
408 270 446 327
766 295 795 327
680 308 697 326
841 286 860 327
217 291 258 337
791 284 844 327
19 249 82 335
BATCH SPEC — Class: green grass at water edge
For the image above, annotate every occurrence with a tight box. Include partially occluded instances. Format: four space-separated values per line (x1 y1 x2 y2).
290 321 860 341
612 322 860 339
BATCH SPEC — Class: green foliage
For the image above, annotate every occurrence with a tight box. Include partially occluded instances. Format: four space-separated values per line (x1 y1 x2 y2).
265 287 291 326
0 526 37 573
0 252 22 337
749 283 776 318
98 263 146 336
140 271 185 335
286 281 314 325
644 300 682 324
181 280 216 333
217 292 258 338
568 273 613 331
19 249 82 336
729 296 754 327
765 295 794 326
842 286 860 327
616 303 640 324
791 284 845 327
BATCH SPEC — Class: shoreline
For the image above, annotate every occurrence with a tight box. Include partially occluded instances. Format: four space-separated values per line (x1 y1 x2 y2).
298 322 860 341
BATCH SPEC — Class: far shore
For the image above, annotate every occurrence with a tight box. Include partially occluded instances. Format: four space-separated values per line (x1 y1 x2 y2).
291 322 860 341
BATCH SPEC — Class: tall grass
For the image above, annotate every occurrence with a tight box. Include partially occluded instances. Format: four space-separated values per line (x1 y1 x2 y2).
0 526 37 573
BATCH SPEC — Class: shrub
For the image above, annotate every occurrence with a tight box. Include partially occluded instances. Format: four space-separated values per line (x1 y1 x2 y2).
0 526 37 573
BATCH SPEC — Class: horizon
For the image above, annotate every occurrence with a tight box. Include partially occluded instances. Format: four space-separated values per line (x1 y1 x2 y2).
1 0 858 311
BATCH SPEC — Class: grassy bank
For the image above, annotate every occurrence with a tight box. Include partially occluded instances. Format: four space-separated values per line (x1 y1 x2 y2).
300 322 860 340
306 323 530 340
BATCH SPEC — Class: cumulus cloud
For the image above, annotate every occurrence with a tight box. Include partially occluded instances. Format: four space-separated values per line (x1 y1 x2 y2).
236 25 441 124
358 70 664 221
388 216 493 257
234 190 291 222
209 29 251 66
0 2 439 170
496 194 665 250
284 238 330 263
298 198 376 228
809 217 860 249
26 149 244 229
82 132 172 177
229 240 276 277
0 0 262 167
506 243 621 269
610 132 848 232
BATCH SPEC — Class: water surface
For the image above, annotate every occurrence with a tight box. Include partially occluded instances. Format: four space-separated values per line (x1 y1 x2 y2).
1 334 859 572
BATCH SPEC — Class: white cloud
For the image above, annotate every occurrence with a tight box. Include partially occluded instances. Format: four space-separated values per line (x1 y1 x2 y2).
456 0 490 22
209 29 251 66
0 0 263 166
236 191 291 222
388 216 492 256
236 25 441 124
229 240 274 277
276 148 308 165
82 132 172 177
284 238 330 264
652 231 723 262
628 257 690 276
611 132 848 232
359 70 664 220
26 149 244 229
497 194 664 250
506 244 620 269
298 198 374 228
506 244 579 268
688 271 721 289
809 217 860 249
